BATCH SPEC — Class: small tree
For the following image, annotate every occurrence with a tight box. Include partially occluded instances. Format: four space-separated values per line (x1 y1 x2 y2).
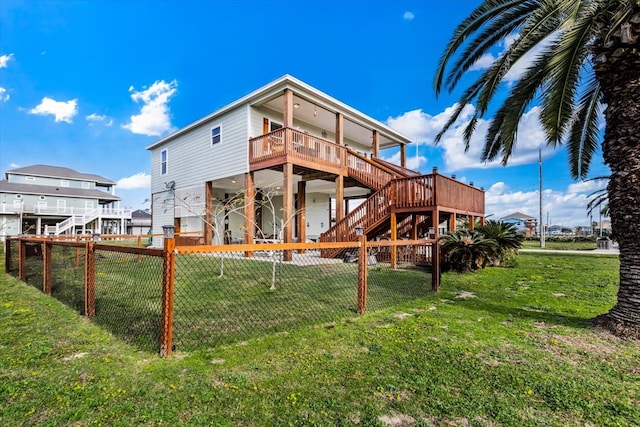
477 220 524 266
439 230 498 273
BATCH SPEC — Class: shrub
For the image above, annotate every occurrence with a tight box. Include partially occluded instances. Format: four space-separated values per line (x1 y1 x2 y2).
439 230 498 273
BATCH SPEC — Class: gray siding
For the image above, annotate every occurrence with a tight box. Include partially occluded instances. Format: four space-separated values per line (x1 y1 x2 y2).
8 174 96 190
150 105 249 195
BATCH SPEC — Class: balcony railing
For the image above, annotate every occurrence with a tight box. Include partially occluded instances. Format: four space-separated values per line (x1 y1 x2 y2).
249 127 347 173
25 205 132 218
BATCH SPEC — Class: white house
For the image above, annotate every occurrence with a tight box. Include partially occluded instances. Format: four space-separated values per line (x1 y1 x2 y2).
0 165 131 240
147 75 485 253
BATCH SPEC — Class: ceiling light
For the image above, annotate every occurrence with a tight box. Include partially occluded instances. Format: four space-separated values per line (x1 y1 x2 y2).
294 103 300 109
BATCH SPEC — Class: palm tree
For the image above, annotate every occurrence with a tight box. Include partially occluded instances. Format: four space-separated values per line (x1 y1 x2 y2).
435 1 640 338
439 230 499 273
477 220 524 265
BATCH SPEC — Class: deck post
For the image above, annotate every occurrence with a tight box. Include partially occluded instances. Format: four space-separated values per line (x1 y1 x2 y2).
400 144 406 168
449 213 456 233
43 239 52 295
335 175 344 223
372 130 379 158
431 240 440 292
297 181 306 253
469 215 475 231
160 232 175 357
283 163 293 262
357 234 368 314
390 212 397 269
283 89 294 127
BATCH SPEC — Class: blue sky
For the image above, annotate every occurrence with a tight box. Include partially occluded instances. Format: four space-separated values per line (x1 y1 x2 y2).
0 0 610 227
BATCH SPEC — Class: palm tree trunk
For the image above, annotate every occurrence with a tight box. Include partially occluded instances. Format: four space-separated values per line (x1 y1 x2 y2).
593 23 640 338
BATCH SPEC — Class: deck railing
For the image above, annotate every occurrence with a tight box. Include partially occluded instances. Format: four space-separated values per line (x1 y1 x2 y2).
249 128 347 171
347 150 396 190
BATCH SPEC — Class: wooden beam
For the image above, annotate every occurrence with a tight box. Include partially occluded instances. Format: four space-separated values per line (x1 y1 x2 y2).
390 212 398 269
400 144 406 168
449 212 456 233
283 163 293 261
335 175 344 222
297 181 306 253
372 130 379 158
283 89 293 128
335 112 344 146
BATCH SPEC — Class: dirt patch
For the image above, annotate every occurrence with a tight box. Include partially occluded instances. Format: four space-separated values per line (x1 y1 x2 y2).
378 414 416 426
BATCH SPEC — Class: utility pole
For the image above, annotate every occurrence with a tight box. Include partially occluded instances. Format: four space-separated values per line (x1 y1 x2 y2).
539 149 545 248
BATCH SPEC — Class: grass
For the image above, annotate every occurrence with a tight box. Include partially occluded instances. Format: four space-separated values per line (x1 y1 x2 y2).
522 240 598 251
1 252 639 426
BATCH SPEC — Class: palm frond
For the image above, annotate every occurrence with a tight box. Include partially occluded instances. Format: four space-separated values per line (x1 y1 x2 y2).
567 75 602 179
434 0 524 96
541 0 595 145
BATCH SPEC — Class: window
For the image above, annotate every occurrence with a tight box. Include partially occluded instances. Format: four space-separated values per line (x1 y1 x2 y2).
161 149 168 175
82 182 90 189
26 176 35 181
61 180 70 187
211 126 221 145
270 122 283 132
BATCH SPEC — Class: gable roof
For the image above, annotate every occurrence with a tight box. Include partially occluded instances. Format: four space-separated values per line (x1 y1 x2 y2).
0 180 120 202
6 165 116 185
147 74 413 151
501 212 537 221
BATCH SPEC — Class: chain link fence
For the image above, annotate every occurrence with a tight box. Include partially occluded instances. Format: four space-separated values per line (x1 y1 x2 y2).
5 237 439 355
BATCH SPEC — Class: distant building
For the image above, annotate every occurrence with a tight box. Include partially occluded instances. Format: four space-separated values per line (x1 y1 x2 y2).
0 165 130 240
128 209 152 235
500 212 538 237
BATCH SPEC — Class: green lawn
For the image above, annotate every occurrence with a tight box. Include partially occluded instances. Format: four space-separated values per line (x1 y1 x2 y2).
1 252 638 426
522 240 598 251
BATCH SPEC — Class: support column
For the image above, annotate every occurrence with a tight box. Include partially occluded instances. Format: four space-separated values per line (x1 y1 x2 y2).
297 181 306 253
335 175 344 223
400 144 406 168
372 130 379 158
469 215 475 231
283 163 293 261
335 113 344 146
283 89 294 128
243 172 255 258
449 213 456 233
390 211 397 269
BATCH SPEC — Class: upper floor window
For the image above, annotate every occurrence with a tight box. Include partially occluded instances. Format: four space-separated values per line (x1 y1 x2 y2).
25 176 35 181
61 180 70 187
82 182 90 189
161 149 168 175
211 126 221 145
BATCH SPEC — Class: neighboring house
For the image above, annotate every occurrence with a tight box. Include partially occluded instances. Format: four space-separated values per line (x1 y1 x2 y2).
0 165 131 240
501 212 538 237
127 209 152 235
147 75 485 252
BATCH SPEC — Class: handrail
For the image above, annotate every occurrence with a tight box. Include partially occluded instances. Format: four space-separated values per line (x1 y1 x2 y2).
346 150 395 190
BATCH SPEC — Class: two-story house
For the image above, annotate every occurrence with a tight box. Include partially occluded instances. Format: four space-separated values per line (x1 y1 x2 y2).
147 75 485 256
0 165 131 239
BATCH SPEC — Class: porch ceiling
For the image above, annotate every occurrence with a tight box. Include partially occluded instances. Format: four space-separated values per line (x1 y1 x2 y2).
261 94 401 149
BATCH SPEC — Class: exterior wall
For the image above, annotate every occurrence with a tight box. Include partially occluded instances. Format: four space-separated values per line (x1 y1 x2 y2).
7 174 98 190
0 192 99 215
150 105 248 245
150 105 249 196
0 216 20 239
304 192 330 240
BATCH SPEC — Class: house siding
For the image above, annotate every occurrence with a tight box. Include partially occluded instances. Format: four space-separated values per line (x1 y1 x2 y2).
150 105 249 195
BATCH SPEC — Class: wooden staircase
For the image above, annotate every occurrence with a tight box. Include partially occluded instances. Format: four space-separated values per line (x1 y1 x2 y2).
320 175 437 257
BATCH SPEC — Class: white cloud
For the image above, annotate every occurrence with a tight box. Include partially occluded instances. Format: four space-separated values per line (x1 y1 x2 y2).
386 104 553 172
403 11 415 20
0 53 13 68
29 97 78 123
382 148 427 171
485 181 603 227
86 113 113 126
567 178 607 194
0 87 9 102
123 80 177 136
116 172 151 190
